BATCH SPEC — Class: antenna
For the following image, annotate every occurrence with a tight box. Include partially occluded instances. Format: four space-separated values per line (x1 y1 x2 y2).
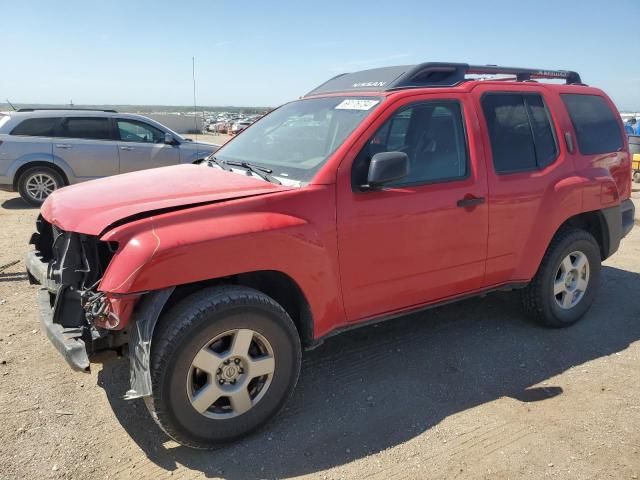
5 99 16 111
192 56 200 159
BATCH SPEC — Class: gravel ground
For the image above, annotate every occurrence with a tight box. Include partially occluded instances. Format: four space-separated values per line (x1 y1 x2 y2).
0 189 639 480
183 132 233 145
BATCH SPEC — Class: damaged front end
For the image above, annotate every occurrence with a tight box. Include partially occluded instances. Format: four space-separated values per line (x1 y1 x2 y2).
26 215 130 371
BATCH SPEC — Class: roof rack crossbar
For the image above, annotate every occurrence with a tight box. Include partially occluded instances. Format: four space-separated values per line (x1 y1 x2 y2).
16 108 118 113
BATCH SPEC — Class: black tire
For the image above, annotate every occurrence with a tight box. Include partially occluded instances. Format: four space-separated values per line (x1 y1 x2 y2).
17 166 64 207
146 285 302 449
521 228 601 327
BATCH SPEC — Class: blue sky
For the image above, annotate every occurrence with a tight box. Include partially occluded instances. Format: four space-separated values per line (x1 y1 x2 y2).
2 0 639 109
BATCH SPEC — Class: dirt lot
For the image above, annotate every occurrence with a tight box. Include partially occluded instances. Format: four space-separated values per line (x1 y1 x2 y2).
1 189 639 480
183 132 233 145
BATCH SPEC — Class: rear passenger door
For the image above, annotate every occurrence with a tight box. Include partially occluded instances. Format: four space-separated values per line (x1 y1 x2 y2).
473 86 575 285
53 117 119 180
115 119 180 173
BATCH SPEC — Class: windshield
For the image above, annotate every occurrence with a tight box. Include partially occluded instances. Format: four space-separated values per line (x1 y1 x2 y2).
213 96 383 182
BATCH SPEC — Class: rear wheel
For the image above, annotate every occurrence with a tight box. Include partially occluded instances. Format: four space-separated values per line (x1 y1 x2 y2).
521 228 601 327
17 166 64 206
146 286 302 449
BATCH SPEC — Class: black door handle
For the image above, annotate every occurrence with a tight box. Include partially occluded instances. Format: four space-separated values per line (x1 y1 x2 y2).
457 196 485 208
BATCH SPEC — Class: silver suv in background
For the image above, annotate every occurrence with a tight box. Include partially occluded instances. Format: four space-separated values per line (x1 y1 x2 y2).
0 109 219 205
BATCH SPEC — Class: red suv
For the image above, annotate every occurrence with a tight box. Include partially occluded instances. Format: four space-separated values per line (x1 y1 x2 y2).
26 63 635 448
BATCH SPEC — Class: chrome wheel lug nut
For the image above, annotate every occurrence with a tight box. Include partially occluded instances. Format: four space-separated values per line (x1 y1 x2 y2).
230 379 236 385
224 359 230 365
219 379 225 385
234 358 240 365
217 368 222 374
238 368 244 374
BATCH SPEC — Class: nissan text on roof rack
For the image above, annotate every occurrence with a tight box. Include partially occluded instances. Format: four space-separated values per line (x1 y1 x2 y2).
26 62 634 448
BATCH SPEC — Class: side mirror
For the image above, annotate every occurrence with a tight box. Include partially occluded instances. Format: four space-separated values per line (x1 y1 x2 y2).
164 133 175 144
362 151 409 190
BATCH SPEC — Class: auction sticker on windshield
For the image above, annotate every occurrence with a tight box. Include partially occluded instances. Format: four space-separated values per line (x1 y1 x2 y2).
335 99 380 111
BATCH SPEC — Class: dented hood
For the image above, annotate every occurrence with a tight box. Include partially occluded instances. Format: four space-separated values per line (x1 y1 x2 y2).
41 164 291 235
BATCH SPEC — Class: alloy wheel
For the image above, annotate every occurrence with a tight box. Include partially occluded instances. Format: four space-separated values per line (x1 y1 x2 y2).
186 329 275 419
25 173 57 201
553 250 590 309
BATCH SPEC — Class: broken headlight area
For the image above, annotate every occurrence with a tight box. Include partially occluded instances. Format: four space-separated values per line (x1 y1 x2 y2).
30 215 130 353
80 287 141 331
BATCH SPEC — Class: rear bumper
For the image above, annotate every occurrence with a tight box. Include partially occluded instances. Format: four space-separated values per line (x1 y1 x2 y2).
601 199 635 259
26 250 90 371
621 198 635 238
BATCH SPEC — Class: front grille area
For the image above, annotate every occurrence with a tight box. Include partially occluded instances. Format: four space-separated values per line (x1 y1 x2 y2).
30 215 117 329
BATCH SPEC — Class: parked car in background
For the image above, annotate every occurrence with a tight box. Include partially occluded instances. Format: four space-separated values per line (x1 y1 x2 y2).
26 63 634 448
231 120 252 134
208 121 230 134
0 109 219 205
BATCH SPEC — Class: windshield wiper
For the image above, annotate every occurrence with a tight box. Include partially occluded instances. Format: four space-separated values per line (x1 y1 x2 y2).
207 155 232 171
223 160 282 185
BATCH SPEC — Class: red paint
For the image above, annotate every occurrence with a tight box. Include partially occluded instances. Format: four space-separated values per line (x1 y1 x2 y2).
40 81 632 339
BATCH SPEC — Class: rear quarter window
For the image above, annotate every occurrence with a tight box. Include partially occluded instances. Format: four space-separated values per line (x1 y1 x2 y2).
481 93 557 173
10 117 60 136
561 94 623 155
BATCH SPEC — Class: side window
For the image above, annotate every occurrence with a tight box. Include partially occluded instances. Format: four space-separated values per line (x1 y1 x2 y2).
58 117 112 140
526 95 557 167
561 94 623 155
481 93 558 173
10 117 60 137
117 120 164 143
352 101 468 188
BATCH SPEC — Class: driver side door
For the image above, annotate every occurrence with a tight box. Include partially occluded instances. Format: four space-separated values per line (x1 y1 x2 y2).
337 94 489 322
115 119 180 173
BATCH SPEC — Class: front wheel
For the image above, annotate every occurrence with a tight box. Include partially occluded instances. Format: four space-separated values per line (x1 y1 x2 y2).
521 228 601 327
146 286 302 449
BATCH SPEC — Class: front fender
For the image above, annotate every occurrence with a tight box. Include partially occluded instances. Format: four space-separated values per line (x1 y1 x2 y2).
99 201 343 337
100 211 316 292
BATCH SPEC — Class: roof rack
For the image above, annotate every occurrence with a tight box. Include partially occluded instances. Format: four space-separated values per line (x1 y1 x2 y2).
16 108 118 113
304 62 583 97
457 64 581 84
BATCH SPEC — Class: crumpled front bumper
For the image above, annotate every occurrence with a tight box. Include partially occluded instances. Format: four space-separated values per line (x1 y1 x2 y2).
26 250 90 372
